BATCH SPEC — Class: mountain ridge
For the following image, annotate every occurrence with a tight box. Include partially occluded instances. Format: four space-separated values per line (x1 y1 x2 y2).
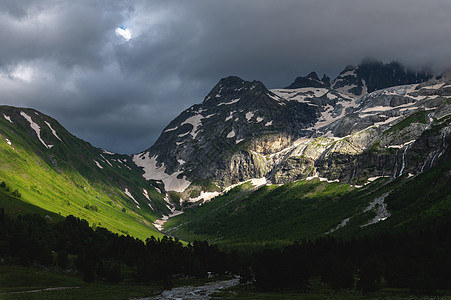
1 59 449 243
0 105 171 239
134 60 448 202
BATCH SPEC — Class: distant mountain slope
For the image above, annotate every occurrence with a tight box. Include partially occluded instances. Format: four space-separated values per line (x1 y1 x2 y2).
331 59 432 96
1 60 448 245
164 157 451 246
133 61 449 204
0 106 170 239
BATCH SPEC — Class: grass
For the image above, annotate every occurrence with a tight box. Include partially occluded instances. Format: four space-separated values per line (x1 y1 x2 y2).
164 157 451 247
213 284 451 300
0 106 167 241
384 110 427 134
0 265 234 300
0 264 159 299
0 190 63 221
165 180 367 245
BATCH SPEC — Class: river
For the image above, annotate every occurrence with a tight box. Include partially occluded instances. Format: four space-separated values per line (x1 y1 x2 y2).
133 277 239 300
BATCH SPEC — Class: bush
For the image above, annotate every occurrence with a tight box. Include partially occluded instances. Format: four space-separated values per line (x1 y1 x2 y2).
84 204 98 212
12 189 21 198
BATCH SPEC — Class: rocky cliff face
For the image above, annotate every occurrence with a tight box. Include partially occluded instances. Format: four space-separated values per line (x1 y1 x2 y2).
133 62 450 201
285 72 331 89
331 59 433 96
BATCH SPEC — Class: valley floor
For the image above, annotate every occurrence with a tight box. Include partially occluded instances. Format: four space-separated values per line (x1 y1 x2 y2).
1 264 449 300
213 282 451 300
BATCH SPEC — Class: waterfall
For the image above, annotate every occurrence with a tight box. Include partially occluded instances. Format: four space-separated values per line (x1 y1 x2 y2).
437 128 448 159
351 161 357 180
392 149 399 178
430 128 448 168
399 143 412 177
425 113 433 129
430 153 439 168
420 157 428 173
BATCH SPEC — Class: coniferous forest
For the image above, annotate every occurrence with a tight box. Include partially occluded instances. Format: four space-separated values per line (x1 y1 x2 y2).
0 208 449 297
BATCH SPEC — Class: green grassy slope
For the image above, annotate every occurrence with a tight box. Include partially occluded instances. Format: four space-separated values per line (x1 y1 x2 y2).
0 105 167 240
165 158 451 247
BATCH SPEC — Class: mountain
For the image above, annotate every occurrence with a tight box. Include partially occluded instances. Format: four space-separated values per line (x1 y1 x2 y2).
1 59 449 245
134 61 447 197
285 72 331 89
131 60 450 244
164 158 451 246
133 76 319 194
331 59 433 96
0 106 171 239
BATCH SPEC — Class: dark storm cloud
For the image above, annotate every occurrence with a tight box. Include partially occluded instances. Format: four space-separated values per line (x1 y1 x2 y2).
1 0 450 153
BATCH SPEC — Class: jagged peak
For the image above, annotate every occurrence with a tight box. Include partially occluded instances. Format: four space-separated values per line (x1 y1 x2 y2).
203 76 267 103
332 59 433 96
217 75 246 87
306 72 320 81
285 72 331 89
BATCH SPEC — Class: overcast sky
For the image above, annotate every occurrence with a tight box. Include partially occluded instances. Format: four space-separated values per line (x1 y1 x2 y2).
1 0 451 154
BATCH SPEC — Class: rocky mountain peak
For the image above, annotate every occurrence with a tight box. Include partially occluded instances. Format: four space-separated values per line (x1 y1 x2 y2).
331 59 433 96
203 76 267 104
285 71 331 89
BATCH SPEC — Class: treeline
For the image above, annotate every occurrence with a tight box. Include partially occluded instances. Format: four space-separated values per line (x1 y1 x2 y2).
252 215 451 294
0 208 236 285
0 208 449 295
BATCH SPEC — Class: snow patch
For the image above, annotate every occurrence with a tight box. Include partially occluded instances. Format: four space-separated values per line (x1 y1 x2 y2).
265 120 273 127
189 191 220 203
305 174 339 183
326 217 350 234
310 104 337 129
5 138 12 146
362 193 391 226
153 209 183 231
3 114 13 123
227 130 235 138
94 160 103 169
124 188 140 206
339 69 356 78
20 111 51 149
178 131 190 138
225 111 235 122
256 117 263 123
326 93 338 100
236 138 244 144
44 121 62 141
249 178 267 187
245 112 254 121
100 154 113 167
367 176 389 183
181 114 204 139
271 88 328 104
387 140 416 149
223 177 270 193
177 159 186 165
164 126 179 133
133 153 191 192
102 150 115 155
143 189 150 200
217 98 240 106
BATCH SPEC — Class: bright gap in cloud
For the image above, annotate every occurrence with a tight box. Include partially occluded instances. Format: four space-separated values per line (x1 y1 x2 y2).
115 27 132 41
11 65 36 82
